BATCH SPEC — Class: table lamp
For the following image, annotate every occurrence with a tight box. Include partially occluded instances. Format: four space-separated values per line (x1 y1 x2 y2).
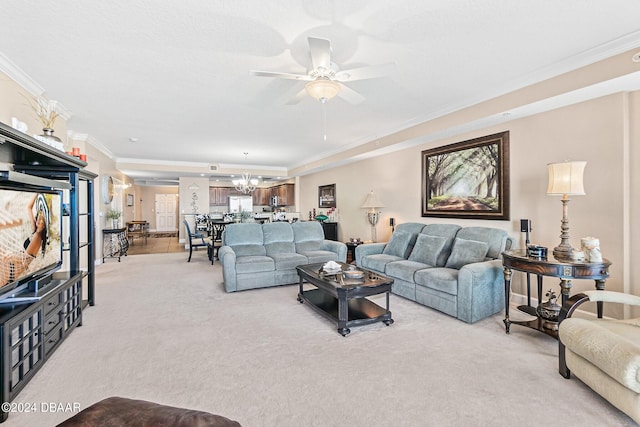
361 190 385 242
547 161 586 261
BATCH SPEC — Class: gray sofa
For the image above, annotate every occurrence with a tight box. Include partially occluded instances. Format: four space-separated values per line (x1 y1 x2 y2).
219 221 347 292
356 222 512 323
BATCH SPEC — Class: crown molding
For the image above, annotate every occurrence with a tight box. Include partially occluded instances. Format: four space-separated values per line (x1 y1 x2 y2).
0 51 44 96
67 130 115 159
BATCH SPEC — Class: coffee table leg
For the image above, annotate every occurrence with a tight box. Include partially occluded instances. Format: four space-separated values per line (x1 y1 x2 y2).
297 277 304 303
337 294 350 336
383 291 394 325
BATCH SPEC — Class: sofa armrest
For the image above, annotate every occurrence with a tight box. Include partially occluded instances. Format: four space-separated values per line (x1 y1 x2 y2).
321 240 347 262
218 246 237 292
456 259 505 323
355 243 386 266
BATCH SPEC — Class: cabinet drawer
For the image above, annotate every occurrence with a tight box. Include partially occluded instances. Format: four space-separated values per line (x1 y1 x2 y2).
42 294 61 317
43 312 61 335
44 324 63 357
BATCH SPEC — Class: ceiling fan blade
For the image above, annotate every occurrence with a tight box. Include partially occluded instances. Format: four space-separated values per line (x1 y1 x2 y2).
334 62 396 82
337 84 365 104
250 70 311 81
308 37 331 73
285 88 308 105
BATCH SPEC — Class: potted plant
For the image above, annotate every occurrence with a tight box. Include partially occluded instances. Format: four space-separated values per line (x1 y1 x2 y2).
24 95 61 141
106 209 121 229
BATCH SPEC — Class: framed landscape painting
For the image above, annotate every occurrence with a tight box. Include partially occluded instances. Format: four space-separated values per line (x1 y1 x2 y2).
421 131 510 220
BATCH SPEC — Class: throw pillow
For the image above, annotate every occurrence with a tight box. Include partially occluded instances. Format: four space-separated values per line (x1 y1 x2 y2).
408 234 447 266
382 231 413 258
445 238 489 270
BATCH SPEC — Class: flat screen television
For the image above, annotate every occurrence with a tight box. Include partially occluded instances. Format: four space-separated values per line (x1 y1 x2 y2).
0 185 63 303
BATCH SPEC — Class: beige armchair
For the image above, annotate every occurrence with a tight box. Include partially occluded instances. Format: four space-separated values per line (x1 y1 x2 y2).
559 290 640 424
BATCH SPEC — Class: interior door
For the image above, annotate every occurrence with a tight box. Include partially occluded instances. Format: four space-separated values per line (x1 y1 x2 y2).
155 194 176 232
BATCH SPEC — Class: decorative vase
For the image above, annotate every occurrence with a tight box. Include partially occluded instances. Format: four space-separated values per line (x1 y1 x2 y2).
537 289 561 331
112 219 118 229
41 127 61 142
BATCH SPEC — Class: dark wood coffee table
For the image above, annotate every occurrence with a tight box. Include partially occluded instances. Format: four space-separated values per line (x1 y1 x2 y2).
296 262 394 336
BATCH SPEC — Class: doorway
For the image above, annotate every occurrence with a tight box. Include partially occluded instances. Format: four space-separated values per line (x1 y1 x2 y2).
155 194 177 232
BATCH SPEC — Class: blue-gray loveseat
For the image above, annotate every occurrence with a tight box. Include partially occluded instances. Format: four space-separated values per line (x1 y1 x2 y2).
219 221 347 292
356 222 512 323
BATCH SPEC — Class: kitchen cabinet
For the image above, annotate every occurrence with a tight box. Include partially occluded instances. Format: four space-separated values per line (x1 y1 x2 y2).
210 184 295 207
209 187 241 206
253 187 271 206
271 183 294 206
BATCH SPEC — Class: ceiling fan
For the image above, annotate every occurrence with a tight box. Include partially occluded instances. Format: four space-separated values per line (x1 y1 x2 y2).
250 36 395 104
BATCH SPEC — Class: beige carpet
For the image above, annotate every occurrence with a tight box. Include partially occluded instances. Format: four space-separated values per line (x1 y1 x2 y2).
5 253 637 426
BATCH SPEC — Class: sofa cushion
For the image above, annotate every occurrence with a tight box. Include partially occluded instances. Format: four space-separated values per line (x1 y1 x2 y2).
386 260 432 283
269 252 308 270
262 222 296 257
223 222 264 246
266 241 296 256
230 244 266 257
421 224 462 266
414 268 459 295
382 231 413 258
361 253 404 273
455 227 509 259
235 255 274 273
263 222 294 243
262 222 296 256
408 234 447 266
300 250 339 264
292 221 325 242
445 238 489 269
295 240 323 253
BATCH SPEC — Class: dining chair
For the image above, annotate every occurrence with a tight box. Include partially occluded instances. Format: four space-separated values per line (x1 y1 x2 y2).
183 219 213 264
210 221 229 263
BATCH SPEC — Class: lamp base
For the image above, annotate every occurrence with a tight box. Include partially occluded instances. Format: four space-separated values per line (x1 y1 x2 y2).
553 244 574 262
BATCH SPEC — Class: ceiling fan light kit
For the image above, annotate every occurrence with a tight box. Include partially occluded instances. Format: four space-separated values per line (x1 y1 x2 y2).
305 78 341 102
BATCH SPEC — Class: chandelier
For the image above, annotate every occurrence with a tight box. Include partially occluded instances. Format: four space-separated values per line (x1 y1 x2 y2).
232 172 259 194
232 152 259 193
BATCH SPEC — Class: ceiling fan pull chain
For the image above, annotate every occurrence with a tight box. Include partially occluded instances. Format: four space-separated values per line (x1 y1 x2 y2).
323 102 327 142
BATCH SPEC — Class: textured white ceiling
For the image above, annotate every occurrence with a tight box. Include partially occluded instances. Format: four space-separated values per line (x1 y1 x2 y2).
1 1 639 184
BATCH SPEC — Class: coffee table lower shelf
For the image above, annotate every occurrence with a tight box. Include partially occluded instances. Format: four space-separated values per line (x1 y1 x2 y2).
297 288 393 336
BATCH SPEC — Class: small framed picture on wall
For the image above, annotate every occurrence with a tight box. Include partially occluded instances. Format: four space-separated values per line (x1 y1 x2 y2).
126 193 134 206
318 184 336 208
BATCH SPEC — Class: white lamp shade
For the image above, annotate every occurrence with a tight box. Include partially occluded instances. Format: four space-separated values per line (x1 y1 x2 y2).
305 78 341 101
547 161 586 195
361 190 385 209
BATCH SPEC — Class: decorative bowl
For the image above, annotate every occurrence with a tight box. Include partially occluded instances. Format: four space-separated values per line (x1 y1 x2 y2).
343 270 365 279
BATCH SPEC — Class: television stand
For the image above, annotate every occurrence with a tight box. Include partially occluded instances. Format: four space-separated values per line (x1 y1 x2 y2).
0 271 83 422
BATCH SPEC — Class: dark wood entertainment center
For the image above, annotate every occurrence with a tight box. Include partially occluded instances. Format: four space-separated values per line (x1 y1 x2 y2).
0 122 96 422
